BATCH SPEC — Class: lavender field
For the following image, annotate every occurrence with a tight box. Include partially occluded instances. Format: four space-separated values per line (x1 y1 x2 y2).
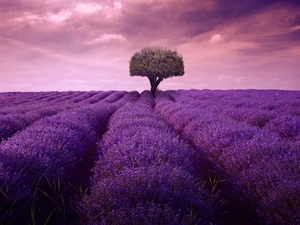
0 89 299 225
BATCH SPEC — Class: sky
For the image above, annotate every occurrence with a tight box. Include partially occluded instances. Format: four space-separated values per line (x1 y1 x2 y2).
0 0 300 92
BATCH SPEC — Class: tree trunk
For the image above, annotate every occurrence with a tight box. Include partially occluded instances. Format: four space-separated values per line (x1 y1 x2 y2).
148 76 163 98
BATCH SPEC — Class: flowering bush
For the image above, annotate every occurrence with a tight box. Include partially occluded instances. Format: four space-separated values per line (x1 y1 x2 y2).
155 90 300 225
1 89 299 225
76 92 220 224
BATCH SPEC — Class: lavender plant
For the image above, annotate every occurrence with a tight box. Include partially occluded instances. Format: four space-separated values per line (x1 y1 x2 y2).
1 89 299 225
0 100 125 224
76 92 221 224
155 90 300 225
78 165 216 225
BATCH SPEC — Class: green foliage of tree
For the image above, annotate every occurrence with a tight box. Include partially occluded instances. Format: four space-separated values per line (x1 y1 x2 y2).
129 47 185 97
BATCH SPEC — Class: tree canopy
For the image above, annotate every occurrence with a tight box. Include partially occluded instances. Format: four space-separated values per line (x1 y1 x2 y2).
129 47 184 97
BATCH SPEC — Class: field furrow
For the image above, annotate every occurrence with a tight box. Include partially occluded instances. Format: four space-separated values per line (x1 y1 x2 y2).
0 91 139 224
75 90 221 225
155 90 300 225
0 90 299 225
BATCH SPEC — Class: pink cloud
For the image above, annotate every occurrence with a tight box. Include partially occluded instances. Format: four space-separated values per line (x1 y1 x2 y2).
75 3 103 14
81 34 126 46
47 9 72 23
210 34 222 43
114 1 122 9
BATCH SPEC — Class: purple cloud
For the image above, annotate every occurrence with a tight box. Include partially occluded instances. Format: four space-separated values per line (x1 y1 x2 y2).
0 0 299 92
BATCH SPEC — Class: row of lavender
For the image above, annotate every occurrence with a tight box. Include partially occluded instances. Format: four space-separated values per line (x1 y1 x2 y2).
75 91 221 225
171 89 300 141
0 91 81 107
0 91 138 224
0 91 127 143
0 91 94 107
0 103 73 142
155 90 300 225
0 91 125 108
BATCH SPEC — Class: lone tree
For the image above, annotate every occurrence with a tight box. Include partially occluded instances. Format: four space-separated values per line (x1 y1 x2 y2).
129 46 185 97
